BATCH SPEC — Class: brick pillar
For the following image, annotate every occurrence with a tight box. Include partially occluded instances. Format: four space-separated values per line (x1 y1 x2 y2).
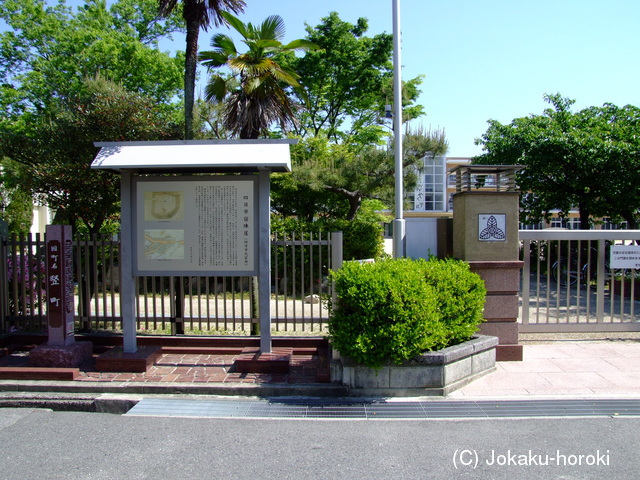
469 261 523 361
451 165 524 361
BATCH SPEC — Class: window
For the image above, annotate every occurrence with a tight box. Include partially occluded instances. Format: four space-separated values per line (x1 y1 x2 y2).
408 154 447 212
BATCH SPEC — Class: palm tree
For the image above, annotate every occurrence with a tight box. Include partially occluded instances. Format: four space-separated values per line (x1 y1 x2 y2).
158 0 246 140
199 11 316 139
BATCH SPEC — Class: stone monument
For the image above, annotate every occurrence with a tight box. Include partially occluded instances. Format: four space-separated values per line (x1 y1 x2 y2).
30 225 92 367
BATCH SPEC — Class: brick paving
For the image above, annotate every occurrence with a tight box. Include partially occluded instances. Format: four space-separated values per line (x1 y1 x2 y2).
0 349 325 385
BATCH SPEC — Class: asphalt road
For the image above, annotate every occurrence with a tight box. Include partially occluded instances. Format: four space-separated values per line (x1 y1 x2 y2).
1 408 638 479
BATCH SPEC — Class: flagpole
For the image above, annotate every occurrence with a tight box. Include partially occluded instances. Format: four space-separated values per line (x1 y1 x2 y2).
392 0 405 258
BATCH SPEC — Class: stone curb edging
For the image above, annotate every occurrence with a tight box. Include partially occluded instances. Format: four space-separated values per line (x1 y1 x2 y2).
332 335 499 397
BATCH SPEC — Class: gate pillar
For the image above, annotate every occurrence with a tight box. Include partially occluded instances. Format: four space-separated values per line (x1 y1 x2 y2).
451 165 524 361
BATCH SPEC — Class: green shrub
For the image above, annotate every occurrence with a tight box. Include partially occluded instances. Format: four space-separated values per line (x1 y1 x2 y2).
420 258 487 346
271 216 383 260
328 257 486 368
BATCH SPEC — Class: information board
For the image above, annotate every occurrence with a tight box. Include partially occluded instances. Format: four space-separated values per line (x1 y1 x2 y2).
610 245 640 269
134 176 257 275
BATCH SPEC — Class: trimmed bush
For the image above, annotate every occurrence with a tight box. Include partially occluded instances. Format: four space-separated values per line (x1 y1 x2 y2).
328 257 486 368
420 258 487 347
271 216 383 260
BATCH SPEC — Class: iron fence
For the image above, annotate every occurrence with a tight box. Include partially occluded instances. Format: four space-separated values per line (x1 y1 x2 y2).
520 230 640 332
1 231 342 335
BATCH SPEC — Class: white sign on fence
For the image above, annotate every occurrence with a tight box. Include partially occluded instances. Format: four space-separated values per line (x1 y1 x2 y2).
610 245 640 269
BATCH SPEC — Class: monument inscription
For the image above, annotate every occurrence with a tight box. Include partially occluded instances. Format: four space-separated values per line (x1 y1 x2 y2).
46 225 75 346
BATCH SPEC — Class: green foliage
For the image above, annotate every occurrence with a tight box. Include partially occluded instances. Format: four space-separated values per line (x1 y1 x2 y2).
0 77 181 234
269 214 382 302
271 215 383 261
283 12 424 143
328 258 486 369
199 11 316 139
0 0 184 115
272 130 447 222
0 162 32 235
268 14 441 220
475 93 640 229
338 219 384 261
419 258 487 345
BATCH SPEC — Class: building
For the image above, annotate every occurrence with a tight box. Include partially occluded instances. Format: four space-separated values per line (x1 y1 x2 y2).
405 155 627 231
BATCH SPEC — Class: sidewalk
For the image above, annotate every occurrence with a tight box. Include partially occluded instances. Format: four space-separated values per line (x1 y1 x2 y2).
452 340 640 398
1 339 640 406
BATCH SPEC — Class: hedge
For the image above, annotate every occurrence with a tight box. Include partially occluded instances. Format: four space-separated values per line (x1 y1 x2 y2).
328 257 486 368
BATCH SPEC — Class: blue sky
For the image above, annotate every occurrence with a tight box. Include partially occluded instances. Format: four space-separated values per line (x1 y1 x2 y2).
6 0 640 157
208 0 639 157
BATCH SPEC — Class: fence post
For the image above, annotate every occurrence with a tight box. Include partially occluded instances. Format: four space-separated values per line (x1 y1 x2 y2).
330 231 343 308
0 219 8 331
521 238 531 326
596 238 606 321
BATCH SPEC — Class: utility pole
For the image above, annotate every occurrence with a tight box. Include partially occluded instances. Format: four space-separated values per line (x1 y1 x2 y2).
392 0 405 258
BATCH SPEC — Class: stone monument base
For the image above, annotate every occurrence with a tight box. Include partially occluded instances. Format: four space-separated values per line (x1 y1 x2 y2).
234 347 293 374
95 346 161 373
29 341 93 368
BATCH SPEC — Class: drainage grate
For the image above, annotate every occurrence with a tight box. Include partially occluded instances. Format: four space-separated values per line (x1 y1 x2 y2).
126 398 640 419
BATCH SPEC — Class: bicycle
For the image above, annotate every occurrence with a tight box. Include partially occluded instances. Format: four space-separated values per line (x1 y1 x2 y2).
551 258 589 287
551 245 612 287
550 241 640 287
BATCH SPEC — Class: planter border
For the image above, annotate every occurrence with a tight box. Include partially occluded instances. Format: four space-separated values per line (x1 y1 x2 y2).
331 335 498 397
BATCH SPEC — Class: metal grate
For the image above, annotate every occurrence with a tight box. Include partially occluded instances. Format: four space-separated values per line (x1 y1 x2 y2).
126 398 640 419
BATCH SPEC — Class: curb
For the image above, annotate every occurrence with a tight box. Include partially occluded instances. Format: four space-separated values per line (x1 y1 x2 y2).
0 380 350 414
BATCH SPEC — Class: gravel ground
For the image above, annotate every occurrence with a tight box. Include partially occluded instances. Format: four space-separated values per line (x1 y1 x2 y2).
519 331 640 344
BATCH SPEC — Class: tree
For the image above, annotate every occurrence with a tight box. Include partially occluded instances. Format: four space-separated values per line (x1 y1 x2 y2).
0 77 181 235
158 0 246 139
268 12 433 222
199 11 316 139
273 127 448 221
576 103 640 229
0 0 188 233
0 0 184 115
0 166 32 235
474 94 640 229
282 12 424 144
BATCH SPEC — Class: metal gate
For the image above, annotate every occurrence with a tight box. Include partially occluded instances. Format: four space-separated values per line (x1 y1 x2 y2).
520 229 640 332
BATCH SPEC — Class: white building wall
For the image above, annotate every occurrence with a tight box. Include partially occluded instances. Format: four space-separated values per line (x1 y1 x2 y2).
405 217 439 259
31 205 52 235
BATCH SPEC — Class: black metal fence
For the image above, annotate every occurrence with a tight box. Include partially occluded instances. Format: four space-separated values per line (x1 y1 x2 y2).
1 231 342 336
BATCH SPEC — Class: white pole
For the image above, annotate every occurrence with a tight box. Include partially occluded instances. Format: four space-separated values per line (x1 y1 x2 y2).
392 0 405 258
120 172 137 353
258 170 272 353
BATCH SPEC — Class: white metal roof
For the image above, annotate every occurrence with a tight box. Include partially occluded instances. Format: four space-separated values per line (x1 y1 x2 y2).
91 140 294 173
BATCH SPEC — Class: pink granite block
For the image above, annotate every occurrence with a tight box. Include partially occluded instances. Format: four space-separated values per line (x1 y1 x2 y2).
478 322 519 344
483 295 520 320
29 341 93 368
469 261 523 294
